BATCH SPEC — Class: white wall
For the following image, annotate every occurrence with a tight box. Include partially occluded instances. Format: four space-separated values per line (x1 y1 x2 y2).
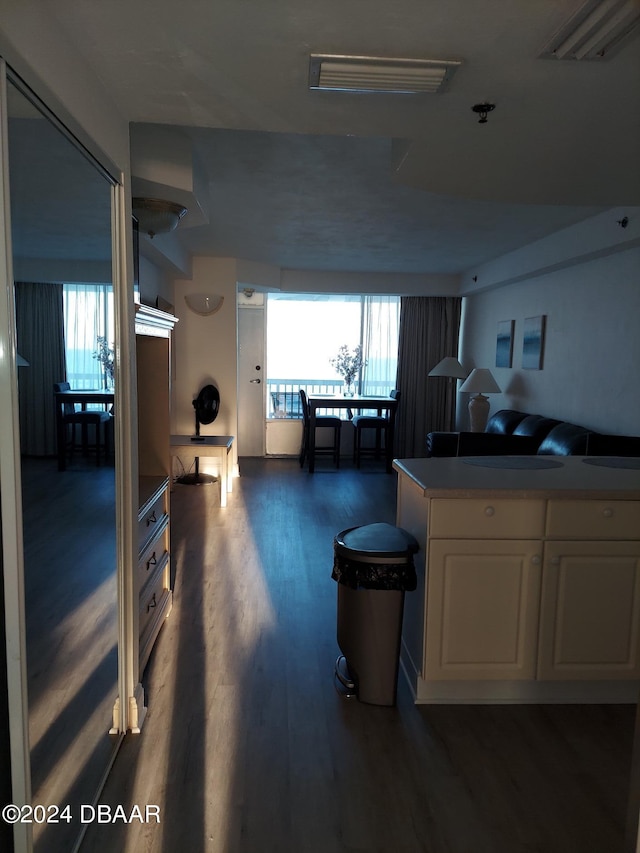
459 243 640 435
172 257 239 477
139 255 173 308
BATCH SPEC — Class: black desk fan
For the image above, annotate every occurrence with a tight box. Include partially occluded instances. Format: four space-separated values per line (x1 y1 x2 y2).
176 384 220 485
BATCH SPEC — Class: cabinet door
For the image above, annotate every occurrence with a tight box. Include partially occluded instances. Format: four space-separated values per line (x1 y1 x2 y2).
425 540 542 680
538 541 640 680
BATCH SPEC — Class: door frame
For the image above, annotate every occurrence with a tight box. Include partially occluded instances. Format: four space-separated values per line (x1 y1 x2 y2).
237 295 266 457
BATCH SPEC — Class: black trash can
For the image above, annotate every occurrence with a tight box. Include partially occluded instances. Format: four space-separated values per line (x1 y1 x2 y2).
332 522 419 706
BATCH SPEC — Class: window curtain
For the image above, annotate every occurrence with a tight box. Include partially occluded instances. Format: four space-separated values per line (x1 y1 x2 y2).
360 295 400 397
63 283 114 389
395 296 462 457
15 281 66 457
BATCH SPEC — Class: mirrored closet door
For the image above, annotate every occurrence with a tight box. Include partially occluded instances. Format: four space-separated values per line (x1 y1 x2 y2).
6 72 120 853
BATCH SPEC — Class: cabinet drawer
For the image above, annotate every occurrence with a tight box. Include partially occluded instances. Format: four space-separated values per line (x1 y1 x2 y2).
138 488 169 553
139 563 169 639
138 527 169 590
546 500 640 540
429 498 546 539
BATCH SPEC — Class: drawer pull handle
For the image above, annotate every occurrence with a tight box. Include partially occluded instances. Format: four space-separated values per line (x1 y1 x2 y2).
146 511 157 527
146 552 157 571
531 554 541 565
484 506 495 517
551 556 561 566
602 508 614 518
147 593 157 613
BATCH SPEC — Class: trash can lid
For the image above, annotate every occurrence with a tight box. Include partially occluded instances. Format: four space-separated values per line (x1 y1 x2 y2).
335 522 419 558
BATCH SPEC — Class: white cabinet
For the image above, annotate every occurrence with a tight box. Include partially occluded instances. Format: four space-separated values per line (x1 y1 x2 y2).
426 539 542 680
538 499 640 680
425 498 545 681
137 476 172 672
393 458 640 704
135 304 177 676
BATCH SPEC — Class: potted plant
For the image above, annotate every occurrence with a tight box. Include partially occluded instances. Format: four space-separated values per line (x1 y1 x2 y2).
330 344 365 397
93 336 115 390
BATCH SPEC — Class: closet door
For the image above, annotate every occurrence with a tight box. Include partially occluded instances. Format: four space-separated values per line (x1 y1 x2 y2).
0 64 130 853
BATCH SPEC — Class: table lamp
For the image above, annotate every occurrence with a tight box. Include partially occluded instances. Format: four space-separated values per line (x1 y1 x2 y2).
459 368 501 432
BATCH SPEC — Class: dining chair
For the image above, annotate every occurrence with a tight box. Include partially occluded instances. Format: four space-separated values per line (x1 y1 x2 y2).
54 381 111 467
352 390 400 468
299 389 342 468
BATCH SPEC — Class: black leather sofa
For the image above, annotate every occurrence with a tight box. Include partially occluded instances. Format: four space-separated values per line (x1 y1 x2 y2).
426 409 640 458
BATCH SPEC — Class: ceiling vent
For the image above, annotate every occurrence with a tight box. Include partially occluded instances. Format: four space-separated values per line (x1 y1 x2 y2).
539 0 640 60
308 54 461 94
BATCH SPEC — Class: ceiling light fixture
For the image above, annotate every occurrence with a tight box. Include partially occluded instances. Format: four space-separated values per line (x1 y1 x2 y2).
308 54 462 94
539 0 640 61
132 197 188 239
471 103 496 124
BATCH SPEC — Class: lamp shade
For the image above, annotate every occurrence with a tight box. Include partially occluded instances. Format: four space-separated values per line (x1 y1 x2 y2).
459 368 501 394
428 357 467 379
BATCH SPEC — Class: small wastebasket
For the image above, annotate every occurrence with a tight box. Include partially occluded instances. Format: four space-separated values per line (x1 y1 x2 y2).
332 522 419 706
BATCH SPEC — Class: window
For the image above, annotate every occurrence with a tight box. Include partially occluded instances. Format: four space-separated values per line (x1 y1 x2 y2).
63 283 114 389
266 293 400 417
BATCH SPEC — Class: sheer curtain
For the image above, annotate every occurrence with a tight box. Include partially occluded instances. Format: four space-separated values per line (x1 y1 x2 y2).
63 283 114 389
395 296 462 457
15 281 66 456
360 295 400 396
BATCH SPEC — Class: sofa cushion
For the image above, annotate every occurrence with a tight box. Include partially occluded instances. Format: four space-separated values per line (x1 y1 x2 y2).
586 433 640 457
513 415 561 443
457 432 539 456
537 423 591 456
485 409 528 435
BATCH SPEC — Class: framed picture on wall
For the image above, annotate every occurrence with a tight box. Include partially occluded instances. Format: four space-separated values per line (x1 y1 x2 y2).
495 319 514 368
522 315 546 369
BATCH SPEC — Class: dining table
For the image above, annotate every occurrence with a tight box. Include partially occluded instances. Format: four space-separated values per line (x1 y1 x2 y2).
306 392 399 473
54 388 115 471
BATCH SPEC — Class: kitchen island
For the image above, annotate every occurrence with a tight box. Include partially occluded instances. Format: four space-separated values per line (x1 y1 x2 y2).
393 455 640 704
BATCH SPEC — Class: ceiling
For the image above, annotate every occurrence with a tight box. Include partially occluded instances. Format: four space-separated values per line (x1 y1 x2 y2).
22 1 640 276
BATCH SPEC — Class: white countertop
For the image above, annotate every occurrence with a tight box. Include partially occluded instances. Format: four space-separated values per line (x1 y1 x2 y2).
393 456 640 500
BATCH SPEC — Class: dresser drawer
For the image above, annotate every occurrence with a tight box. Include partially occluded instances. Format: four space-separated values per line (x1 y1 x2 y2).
546 500 640 540
138 526 169 590
138 488 169 553
139 563 169 639
429 498 546 539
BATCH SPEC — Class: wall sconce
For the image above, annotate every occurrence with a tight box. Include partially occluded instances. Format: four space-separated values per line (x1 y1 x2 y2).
184 293 224 316
132 197 187 239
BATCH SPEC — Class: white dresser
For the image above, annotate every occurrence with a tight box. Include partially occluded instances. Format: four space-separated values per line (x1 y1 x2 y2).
135 304 177 677
394 455 640 703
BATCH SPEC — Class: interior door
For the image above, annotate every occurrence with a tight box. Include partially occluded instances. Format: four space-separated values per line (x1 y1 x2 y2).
237 302 265 456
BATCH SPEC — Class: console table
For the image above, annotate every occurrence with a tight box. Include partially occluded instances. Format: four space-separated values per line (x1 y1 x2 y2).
393 455 640 704
170 435 234 506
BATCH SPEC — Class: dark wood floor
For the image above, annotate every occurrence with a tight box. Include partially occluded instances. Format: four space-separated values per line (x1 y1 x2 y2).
80 457 636 853
21 457 119 853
